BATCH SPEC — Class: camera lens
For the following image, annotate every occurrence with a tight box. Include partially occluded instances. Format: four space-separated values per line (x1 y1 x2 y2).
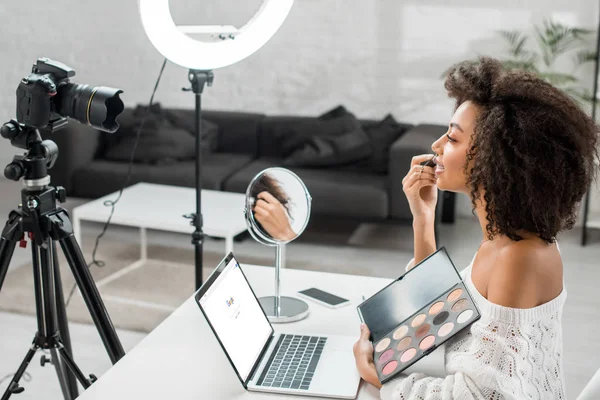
57 83 124 133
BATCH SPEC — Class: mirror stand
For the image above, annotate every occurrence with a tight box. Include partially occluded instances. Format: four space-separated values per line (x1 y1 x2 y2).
258 244 309 323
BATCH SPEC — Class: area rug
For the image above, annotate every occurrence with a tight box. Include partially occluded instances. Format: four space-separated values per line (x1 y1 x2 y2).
0 235 373 333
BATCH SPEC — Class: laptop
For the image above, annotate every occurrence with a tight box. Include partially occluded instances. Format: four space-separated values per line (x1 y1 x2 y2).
194 253 361 399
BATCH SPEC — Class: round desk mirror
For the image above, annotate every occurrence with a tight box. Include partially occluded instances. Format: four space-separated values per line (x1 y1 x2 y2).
244 167 312 323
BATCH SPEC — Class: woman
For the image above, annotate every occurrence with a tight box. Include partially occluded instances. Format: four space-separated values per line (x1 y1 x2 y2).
353 57 600 399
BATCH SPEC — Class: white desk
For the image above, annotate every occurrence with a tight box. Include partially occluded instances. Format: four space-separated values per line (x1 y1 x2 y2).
77 264 445 399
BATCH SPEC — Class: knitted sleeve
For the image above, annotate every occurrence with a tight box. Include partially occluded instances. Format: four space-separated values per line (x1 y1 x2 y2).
379 371 483 400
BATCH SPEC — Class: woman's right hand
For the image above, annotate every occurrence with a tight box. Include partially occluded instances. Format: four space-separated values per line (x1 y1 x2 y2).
253 191 296 241
402 154 438 219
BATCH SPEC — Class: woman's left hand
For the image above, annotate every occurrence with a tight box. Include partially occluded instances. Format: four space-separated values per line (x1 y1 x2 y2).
353 324 382 389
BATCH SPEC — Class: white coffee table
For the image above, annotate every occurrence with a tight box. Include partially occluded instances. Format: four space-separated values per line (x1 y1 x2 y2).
72 182 248 286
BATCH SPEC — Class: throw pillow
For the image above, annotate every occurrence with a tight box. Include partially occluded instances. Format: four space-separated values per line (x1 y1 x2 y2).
164 109 219 153
317 105 349 120
102 104 218 164
364 114 408 174
317 106 409 174
280 112 365 157
282 110 372 168
282 127 372 168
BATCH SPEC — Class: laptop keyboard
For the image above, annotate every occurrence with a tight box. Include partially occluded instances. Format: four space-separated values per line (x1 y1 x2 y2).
256 334 327 390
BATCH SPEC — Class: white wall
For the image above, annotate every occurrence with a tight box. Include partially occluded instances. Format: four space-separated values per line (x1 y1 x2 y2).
0 0 598 220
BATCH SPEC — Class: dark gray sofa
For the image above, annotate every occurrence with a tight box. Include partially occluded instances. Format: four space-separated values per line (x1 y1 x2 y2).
42 108 454 224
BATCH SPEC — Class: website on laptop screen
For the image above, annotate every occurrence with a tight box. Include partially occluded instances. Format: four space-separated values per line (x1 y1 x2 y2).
199 258 272 381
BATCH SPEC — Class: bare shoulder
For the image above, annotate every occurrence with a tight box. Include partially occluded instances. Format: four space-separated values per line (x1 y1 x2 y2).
487 241 562 308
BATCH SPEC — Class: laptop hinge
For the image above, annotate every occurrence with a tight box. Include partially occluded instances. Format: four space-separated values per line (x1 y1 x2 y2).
247 333 278 385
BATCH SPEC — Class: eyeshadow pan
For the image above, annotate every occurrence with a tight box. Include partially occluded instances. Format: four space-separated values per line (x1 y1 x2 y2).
415 323 430 339
375 338 391 352
451 298 469 312
400 348 417 363
419 335 436 350
379 349 395 365
393 326 408 340
433 311 449 326
429 301 444 315
447 288 463 302
457 309 474 324
411 313 426 327
382 360 398 375
438 322 454 337
396 336 412 351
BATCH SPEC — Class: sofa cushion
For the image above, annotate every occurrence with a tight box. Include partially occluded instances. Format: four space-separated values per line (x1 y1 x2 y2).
109 108 265 157
282 114 372 168
70 153 253 199
319 106 412 174
223 159 388 219
258 112 366 158
201 110 265 156
164 109 219 153
282 129 371 168
317 105 348 120
362 115 412 174
101 104 219 164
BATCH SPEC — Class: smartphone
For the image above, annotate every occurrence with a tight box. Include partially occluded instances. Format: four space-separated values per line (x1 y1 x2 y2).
297 288 350 309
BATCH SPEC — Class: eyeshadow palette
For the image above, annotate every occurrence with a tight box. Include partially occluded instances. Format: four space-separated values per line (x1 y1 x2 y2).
357 247 480 384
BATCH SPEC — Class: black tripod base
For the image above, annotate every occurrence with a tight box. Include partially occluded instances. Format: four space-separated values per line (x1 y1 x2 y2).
1 333 94 400
0 184 125 399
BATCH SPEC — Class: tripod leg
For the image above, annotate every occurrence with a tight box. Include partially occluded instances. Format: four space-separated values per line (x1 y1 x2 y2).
50 211 125 363
59 236 124 363
52 241 78 399
1 342 37 400
56 344 91 389
0 237 17 296
37 241 74 400
0 211 21 294
31 239 48 335
50 348 72 400
39 241 91 397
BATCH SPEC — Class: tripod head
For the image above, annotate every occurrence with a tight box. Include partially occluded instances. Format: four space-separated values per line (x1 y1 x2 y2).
1 119 59 192
0 119 67 247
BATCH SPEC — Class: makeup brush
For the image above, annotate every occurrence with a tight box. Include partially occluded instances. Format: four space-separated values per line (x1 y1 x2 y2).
420 154 436 168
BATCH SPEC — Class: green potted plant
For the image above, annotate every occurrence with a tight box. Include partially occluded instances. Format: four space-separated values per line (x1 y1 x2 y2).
446 19 597 110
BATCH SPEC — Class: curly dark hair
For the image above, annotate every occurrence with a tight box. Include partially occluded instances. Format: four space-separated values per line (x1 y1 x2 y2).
251 173 292 214
444 56 600 243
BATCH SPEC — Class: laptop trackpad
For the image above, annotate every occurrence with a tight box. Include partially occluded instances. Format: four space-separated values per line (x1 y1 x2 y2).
309 336 360 398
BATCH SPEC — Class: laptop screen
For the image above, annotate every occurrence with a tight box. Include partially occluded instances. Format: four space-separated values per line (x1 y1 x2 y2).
197 255 273 382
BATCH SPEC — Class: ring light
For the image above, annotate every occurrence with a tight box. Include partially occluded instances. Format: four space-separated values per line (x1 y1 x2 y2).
139 0 294 70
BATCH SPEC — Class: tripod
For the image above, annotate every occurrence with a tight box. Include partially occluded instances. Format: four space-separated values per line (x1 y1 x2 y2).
0 121 125 399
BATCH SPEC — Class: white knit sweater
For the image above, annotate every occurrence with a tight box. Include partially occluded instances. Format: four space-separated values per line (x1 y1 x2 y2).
380 249 567 400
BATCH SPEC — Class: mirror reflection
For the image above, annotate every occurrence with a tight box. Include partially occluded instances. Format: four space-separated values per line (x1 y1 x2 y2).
245 168 311 243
